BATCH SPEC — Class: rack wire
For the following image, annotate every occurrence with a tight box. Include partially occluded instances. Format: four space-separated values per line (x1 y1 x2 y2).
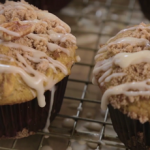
0 0 148 150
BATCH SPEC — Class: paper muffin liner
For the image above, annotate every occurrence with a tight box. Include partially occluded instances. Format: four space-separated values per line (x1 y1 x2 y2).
109 105 150 150
0 76 68 139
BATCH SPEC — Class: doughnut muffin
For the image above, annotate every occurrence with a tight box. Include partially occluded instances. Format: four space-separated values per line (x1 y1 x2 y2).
93 23 150 150
0 1 79 138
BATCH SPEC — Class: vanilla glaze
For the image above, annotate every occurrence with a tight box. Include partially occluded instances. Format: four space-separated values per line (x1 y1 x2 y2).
0 27 71 107
93 24 150 110
43 86 56 136
0 1 79 135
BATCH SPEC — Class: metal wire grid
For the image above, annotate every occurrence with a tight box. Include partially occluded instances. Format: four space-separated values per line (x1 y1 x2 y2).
0 0 147 150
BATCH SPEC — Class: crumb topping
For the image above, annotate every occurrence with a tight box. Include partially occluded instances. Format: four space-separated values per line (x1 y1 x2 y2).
0 0 78 106
93 23 150 123
0 0 77 73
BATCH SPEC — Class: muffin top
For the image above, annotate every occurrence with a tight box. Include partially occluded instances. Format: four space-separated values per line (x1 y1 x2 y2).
0 0 78 107
93 23 150 123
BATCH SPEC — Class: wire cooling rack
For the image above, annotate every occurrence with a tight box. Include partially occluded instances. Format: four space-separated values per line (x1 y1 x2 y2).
0 0 149 150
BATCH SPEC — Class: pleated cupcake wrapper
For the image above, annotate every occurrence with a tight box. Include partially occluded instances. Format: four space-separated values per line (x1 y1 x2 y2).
0 76 68 138
109 105 150 150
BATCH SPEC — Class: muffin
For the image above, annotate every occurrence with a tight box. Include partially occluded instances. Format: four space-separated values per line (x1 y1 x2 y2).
0 1 79 138
93 23 150 150
138 0 150 21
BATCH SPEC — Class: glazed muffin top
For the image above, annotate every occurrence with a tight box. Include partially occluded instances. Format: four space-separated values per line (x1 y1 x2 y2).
0 0 79 107
93 23 150 123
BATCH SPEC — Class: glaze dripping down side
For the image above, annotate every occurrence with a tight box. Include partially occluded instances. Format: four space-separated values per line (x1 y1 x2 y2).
93 23 150 111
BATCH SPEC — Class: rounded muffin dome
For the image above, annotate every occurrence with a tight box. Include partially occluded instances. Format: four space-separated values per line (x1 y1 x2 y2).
0 0 79 139
93 23 150 123
93 23 150 150
0 0 78 106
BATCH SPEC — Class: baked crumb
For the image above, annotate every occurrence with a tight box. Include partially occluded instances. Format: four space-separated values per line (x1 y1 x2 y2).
0 0 77 105
94 23 150 123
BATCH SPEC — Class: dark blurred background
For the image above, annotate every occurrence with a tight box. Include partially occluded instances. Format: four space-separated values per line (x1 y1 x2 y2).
0 0 72 13
0 0 149 21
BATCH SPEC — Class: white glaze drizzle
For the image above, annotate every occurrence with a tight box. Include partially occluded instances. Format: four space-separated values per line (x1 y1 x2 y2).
0 19 50 38
56 26 66 33
16 53 48 107
0 36 68 107
105 73 126 82
107 26 138 43
106 24 150 43
37 10 71 32
25 55 57 73
92 76 98 85
98 69 112 83
0 19 46 37
48 30 76 43
0 1 76 115
27 33 70 56
0 54 14 61
47 43 70 56
94 37 150 77
0 26 20 37
98 37 149 54
0 63 48 107
0 41 68 74
20 19 48 25
27 33 47 41
93 32 150 110
93 57 113 75
114 50 150 68
0 58 9 61
94 53 104 60
43 86 56 135
99 50 150 109
94 50 150 87
101 80 150 110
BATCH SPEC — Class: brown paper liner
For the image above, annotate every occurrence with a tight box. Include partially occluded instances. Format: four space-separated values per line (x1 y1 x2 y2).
0 76 68 139
109 105 150 150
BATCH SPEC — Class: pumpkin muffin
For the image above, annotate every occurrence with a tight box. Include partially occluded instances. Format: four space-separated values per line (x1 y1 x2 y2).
93 23 150 150
0 0 79 138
